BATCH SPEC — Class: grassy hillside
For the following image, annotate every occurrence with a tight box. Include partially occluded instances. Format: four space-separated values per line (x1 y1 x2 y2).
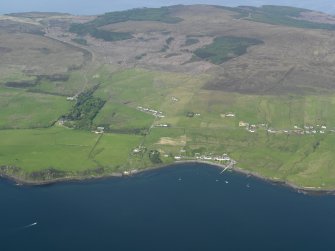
0 87 71 129
0 32 87 86
0 127 142 174
2 5 335 190
94 101 154 133
0 19 44 35
2 64 335 189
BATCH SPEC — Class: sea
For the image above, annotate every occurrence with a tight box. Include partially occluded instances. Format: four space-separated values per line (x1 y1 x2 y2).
1 163 335 251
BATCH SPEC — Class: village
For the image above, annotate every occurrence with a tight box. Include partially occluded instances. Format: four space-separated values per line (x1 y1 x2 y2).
240 121 331 136
173 152 237 173
222 112 334 136
175 153 236 163
60 96 331 178
131 141 237 173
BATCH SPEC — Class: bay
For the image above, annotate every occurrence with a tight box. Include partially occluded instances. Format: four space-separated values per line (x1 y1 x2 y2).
1 163 335 251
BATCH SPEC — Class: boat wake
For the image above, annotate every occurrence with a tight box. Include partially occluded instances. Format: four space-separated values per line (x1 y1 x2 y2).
19 222 38 230
9 222 38 234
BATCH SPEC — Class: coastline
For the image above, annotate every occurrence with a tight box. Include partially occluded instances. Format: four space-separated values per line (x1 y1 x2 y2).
1 161 335 195
173 161 335 195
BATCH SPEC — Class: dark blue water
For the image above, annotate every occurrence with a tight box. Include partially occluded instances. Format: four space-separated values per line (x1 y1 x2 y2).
1 164 335 251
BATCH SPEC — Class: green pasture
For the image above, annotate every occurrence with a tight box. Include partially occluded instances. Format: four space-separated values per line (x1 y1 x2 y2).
176 91 335 130
90 133 143 169
0 87 71 129
94 101 154 131
31 70 97 96
0 127 143 173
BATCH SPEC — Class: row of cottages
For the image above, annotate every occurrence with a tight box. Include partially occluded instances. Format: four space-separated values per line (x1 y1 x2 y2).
240 120 330 135
137 106 165 118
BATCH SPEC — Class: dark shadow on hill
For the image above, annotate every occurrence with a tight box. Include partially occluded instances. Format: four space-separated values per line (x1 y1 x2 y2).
69 7 183 42
204 67 335 95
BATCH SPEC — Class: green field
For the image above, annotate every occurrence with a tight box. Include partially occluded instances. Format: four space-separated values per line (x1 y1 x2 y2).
94 101 154 132
0 127 142 174
0 87 71 129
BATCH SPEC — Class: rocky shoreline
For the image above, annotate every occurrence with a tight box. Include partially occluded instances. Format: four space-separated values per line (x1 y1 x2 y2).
1 161 335 195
